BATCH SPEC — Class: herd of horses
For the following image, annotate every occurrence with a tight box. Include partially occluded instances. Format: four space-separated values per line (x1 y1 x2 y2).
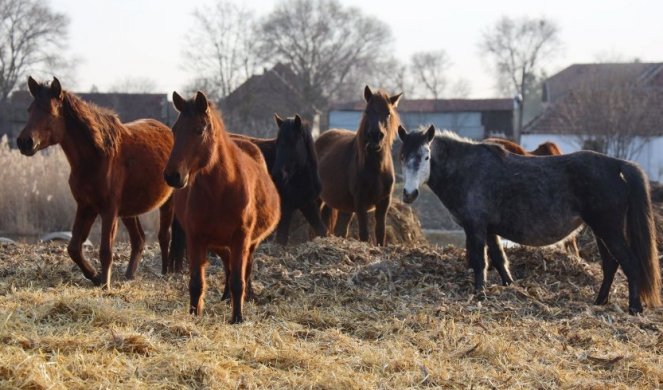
14 77 661 323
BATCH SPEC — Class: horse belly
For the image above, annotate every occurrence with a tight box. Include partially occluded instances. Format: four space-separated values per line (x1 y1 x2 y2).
495 214 583 247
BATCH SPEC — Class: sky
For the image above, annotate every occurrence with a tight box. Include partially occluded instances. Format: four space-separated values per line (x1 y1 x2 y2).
47 0 663 99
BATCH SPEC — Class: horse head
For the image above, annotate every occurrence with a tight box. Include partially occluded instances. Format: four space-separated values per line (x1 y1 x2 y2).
164 91 216 188
359 85 402 152
17 76 67 156
398 124 436 203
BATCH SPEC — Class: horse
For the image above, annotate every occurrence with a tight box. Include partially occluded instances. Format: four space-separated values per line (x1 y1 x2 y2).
483 137 580 257
168 113 327 277
316 85 402 245
16 77 174 287
231 115 327 244
398 125 661 314
164 91 280 323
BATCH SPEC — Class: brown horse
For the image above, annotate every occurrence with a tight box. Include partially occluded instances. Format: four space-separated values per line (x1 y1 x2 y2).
164 91 280 323
483 137 579 256
16 77 174 287
316 86 402 245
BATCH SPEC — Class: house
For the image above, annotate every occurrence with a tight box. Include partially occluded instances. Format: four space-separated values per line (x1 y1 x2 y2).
522 62 663 181
0 90 172 145
329 98 515 140
220 63 313 137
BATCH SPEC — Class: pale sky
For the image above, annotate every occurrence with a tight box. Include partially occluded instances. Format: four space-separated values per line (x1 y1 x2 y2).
48 0 663 99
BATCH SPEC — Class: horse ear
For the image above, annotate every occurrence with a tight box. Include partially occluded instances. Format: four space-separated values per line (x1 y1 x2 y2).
397 125 408 142
172 91 186 112
389 92 403 108
50 77 62 99
195 91 209 113
27 76 40 97
274 113 284 127
364 85 373 102
294 114 302 130
425 125 436 143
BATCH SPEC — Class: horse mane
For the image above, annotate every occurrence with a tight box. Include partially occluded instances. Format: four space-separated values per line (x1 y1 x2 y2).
437 130 507 158
62 91 127 155
356 90 401 150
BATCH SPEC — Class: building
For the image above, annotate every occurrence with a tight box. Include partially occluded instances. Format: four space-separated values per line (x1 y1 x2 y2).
329 98 515 140
0 90 172 145
523 62 663 181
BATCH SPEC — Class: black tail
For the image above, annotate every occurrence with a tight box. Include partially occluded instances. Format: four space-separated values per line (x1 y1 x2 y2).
623 163 661 307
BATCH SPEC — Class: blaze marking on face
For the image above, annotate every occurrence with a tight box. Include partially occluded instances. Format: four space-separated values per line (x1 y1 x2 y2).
403 144 431 194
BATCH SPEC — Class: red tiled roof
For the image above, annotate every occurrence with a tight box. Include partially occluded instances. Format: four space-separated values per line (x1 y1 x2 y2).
330 98 513 113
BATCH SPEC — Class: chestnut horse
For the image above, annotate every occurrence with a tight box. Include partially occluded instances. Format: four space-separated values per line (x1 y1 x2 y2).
164 91 280 323
483 137 579 256
16 77 174 287
316 86 402 245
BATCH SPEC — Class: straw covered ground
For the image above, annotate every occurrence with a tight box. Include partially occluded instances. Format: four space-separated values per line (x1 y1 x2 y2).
1 237 662 389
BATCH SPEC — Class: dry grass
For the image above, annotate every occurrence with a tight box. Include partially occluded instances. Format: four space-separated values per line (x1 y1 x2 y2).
1 237 662 389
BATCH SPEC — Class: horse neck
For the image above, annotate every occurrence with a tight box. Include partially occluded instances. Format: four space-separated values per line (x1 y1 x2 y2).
428 137 466 192
59 120 106 172
199 121 239 183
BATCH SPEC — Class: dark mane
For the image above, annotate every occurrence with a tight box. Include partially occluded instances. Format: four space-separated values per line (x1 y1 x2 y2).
62 91 127 155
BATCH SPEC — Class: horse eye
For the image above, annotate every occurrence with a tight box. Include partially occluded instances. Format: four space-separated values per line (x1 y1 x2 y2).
425 156 430 161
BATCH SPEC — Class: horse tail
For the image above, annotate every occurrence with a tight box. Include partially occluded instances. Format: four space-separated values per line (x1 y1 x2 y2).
623 162 661 307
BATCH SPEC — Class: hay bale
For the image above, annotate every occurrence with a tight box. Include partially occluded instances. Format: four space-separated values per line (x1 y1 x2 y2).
285 198 425 245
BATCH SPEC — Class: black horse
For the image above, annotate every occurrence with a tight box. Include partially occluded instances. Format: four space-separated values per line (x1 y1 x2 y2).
169 114 327 268
398 125 661 314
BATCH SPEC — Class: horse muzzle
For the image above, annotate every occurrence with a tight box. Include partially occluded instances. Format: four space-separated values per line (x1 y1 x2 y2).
163 170 188 189
402 188 419 204
16 136 39 156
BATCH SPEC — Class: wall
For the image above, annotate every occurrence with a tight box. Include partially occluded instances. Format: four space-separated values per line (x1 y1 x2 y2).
522 134 663 182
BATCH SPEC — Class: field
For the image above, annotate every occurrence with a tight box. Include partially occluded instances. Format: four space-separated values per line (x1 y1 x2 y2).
1 237 662 389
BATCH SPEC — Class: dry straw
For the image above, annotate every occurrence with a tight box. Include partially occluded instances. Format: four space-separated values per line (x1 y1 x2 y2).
0 236 662 388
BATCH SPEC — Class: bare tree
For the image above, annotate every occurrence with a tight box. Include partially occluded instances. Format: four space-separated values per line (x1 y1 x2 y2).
552 75 662 160
479 16 561 141
108 76 158 93
0 0 69 101
182 0 257 99
410 50 451 99
255 0 395 116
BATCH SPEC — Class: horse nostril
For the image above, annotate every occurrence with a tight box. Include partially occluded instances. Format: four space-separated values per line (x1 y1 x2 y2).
17 137 33 153
164 171 181 187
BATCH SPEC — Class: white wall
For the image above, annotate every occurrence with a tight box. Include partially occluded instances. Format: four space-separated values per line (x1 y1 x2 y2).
521 134 663 182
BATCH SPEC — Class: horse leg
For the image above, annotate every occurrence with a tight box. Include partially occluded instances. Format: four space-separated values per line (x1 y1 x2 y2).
355 207 370 243
169 217 186 273
275 206 294 245
122 216 145 280
245 244 258 302
320 204 335 233
187 238 208 316
300 200 328 238
215 248 231 301
464 225 488 298
228 236 250 324
334 211 354 238
96 210 119 289
374 196 391 246
594 238 619 305
486 234 513 286
158 196 174 274
591 226 643 314
67 204 99 282
565 236 580 258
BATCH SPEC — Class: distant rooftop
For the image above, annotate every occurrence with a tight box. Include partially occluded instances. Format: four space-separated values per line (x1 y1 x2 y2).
331 98 513 113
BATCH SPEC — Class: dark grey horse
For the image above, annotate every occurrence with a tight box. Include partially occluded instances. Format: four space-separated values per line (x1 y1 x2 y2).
398 125 661 314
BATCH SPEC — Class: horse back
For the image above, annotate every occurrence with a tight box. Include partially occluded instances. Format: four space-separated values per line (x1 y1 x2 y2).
230 133 277 169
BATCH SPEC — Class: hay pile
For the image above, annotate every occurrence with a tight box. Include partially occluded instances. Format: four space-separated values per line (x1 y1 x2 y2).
286 198 425 245
1 237 662 388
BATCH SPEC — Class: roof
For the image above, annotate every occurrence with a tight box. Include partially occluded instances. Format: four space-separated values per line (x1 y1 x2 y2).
330 98 513 113
544 62 663 103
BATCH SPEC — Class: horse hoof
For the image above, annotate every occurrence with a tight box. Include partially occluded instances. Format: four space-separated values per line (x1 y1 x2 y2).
475 290 487 301
125 272 135 280
230 316 244 325
189 306 200 316
628 306 643 315
90 274 103 286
